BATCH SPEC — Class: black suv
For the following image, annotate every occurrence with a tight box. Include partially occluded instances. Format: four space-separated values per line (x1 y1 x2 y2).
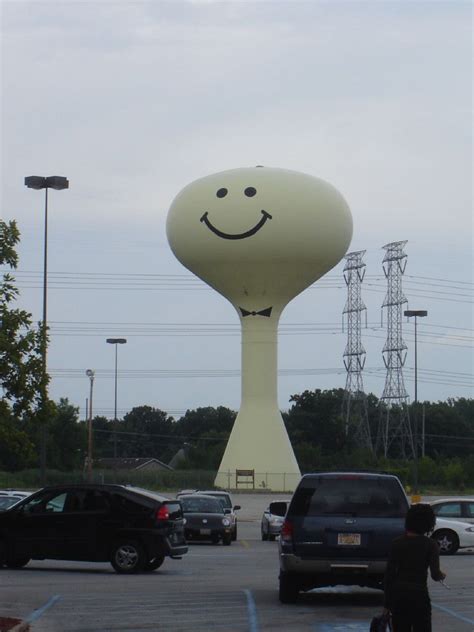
0 484 188 573
278 472 409 602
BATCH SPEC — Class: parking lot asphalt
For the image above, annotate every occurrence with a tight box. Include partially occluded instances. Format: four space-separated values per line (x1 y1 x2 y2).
1 492 473 632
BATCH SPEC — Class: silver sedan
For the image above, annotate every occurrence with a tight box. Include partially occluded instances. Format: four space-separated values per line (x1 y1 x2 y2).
261 500 288 541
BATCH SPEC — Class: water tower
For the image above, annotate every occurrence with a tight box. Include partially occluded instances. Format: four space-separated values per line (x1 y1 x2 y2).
167 167 352 491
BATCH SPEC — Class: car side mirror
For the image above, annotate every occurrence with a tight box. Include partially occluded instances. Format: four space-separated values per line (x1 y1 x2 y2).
233 505 241 511
224 508 232 515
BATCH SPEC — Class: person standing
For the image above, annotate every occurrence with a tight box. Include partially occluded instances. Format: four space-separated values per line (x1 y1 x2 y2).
383 503 446 632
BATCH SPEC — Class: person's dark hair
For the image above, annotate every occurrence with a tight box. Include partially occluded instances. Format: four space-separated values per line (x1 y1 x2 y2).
405 503 436 534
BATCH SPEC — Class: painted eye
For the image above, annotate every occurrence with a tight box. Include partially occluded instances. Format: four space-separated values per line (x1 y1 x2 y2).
244 187 257 197
216 188 228 198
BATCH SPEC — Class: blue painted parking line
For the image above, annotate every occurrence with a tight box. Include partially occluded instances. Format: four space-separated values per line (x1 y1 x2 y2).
24 594 61 624
313 623 367 631
432 602 474 626
243 589 260 632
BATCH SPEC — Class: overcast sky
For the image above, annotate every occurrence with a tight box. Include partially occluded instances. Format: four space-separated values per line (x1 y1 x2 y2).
1 0 472 422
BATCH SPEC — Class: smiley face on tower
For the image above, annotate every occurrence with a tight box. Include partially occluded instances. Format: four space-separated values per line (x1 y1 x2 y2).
167 166 352 315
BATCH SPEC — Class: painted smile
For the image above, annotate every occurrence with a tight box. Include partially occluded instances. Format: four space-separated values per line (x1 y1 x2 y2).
200 210 273 240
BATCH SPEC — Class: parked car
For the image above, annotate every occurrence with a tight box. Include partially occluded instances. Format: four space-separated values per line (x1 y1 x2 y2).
431 515 474 555
179 494 233 545
261 500 288 541
0 484 188 573
177 489 241 541
278 471 410 602
429 498 474 524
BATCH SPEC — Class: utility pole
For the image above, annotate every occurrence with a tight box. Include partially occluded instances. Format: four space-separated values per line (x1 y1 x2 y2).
404 309 428 493
86 369 95 482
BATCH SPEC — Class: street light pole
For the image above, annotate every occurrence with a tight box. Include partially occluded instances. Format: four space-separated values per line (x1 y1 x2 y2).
106 338 127 466
404 309 428 495
86 369 95 482
25 175 69 485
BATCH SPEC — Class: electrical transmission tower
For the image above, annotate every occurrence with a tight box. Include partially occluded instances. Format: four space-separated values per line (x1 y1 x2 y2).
342 250 372 452
376 240 414 458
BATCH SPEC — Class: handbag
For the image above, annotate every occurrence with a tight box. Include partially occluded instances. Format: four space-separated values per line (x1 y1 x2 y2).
370 613 392 632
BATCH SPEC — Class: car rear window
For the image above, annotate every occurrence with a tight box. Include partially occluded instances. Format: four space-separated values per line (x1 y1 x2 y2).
181 496 223 513
290 476 408 518
200 493 232 509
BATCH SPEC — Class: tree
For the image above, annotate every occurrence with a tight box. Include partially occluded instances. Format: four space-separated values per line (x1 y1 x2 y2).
285 388 347 455
0 220 45 416
172 407 236 470
47 398 85 470
121 406 177 463
0 401 35 470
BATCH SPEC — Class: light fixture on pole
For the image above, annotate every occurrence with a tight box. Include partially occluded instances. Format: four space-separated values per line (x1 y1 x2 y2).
404 309 428 494
85 369 95 482
25 175 69 485
106 338 127 463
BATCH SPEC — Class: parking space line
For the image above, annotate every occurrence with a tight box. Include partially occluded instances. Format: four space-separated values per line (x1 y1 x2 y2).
24 594 61 624
240 540 250 549
432 602 474 626
243 589 259 632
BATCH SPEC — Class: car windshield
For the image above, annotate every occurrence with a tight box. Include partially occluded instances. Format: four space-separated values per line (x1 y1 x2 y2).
202 493 232 509
290 477 407 518
181 496 223 513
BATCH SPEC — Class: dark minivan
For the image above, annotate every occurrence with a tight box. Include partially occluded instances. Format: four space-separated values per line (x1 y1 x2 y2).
278 472 409 602
0 484 188 573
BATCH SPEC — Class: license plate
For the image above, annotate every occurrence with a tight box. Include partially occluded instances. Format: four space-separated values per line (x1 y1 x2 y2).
200 528 211 535
337 533 361 546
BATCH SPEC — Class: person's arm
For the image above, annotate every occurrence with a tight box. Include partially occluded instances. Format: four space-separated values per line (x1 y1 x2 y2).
429 539 446 582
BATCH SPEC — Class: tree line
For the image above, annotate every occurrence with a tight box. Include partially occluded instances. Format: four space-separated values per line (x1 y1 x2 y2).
2 394 473 489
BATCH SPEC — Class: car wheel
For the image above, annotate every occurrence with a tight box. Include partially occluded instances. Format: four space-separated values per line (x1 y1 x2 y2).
222 534 232 546
110 540 146 573
269 534 276 542
144 555 165 571
5 557 30 569
232 524 237 541
279 572 299 603
261 530 268 541
432 529 460 555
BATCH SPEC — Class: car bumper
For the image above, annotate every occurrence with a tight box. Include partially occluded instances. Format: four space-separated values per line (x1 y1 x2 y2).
164 534 188 557
280 553 387 576
185 528 231 540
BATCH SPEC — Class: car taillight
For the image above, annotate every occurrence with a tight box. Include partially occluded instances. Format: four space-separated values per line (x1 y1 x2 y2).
156 504 170 521
280 519 293 543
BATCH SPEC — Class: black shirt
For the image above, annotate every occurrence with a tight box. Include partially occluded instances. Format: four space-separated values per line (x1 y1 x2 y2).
384 534 443 608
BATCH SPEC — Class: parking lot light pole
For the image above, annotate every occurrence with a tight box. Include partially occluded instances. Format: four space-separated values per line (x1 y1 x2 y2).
25 175 69 485
86 369 95 482
404 309 428 495
106 338 127 464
